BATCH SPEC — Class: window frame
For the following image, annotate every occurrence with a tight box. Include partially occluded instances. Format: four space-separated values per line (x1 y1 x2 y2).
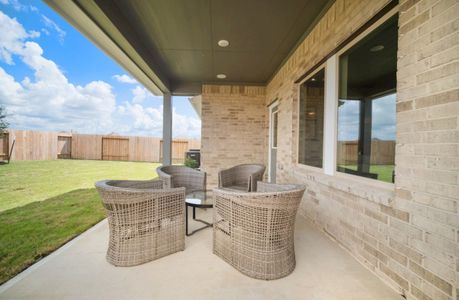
296 63 326 171
271 108 279 149
293 6 398 189
333 9 398 187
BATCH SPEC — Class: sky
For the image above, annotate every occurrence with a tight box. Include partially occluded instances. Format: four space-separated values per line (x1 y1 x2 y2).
337 93 396 141
0 0 201 138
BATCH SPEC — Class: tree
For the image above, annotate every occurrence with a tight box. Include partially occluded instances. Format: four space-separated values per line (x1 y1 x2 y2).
0 106 8 136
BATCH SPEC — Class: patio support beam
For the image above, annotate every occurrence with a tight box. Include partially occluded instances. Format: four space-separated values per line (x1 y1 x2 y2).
162 93 172 166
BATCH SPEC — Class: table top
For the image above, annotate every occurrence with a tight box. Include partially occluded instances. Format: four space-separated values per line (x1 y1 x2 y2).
185 190 213 208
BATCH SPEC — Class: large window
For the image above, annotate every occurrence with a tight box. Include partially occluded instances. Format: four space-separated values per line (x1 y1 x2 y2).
337 15 398 183
298 68 325 168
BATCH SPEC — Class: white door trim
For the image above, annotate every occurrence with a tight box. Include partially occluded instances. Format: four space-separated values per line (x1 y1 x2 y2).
268 100 279 183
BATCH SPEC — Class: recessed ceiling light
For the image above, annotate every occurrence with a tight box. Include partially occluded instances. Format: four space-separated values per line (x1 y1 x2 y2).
216 74 226 79
370 45 384 52
217 40 230 47
311 78 316 81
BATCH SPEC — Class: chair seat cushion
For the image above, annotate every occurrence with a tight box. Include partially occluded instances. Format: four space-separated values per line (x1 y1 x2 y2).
222 185 247 192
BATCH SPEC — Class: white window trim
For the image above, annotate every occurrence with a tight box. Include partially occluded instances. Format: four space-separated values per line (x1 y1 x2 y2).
323 55 338 176
268 101 279 183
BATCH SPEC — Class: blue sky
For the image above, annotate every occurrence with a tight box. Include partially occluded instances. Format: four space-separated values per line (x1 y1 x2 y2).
0 0 200 138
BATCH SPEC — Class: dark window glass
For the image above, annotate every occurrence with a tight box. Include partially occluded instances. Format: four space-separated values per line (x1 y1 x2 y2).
298 68 325 168
337 15 398 183
272 110 278 148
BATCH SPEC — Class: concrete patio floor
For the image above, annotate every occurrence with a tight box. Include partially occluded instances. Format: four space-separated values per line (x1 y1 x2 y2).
0 208 402 300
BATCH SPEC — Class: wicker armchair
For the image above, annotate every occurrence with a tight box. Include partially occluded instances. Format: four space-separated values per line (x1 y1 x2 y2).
95 179 185 267
213 182 305 280
218 164 265 192
157 165 206 193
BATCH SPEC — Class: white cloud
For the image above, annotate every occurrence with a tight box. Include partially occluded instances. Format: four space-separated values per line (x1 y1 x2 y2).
0 11 39 64
1 0 25 11
131 86 148 104
0 10 115 133
0 10 201 138
1 0 39 13
337 100 360 141
113 103 201 138
41 15 66 44
372 94 396 140
337 94 396 141
113 74 136 84
172 109 201 138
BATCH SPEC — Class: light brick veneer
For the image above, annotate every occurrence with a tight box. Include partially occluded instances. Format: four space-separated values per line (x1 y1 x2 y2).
201 85 267 187
200 0 458 299
267 0 458 299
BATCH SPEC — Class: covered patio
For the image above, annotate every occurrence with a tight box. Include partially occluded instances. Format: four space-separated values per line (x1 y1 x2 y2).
0 210 400 300
1 0 458 300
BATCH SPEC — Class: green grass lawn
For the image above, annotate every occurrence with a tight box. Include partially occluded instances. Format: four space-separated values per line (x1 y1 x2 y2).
0 159 159 211
0 159 160 284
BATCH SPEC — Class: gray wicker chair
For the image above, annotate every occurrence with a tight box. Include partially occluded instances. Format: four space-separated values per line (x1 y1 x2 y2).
218 164 265 192
95 179 185 267
213 182 305 280
157 165 206 193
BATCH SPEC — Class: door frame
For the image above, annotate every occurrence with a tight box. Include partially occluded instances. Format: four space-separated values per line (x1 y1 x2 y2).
268 100 279 183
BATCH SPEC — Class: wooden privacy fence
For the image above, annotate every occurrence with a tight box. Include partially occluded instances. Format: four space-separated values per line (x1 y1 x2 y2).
0 134 8 161
102 137 129 161
0 129 200 163
337 140 395 165
1 130 58 161
159 139 200 164
57 134 72 159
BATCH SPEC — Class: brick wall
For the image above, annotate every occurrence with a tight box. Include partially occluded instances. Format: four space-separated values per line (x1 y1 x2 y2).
199 0 458 299
265 0 458 300
394 0 459 299
201 85 267 187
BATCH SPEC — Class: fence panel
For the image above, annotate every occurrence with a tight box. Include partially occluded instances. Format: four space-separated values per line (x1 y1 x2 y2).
7 129 57 160
337 141 358 165
71 134 103 160
128 136 161 162
371 140 395 165
2 130 200 163
188 139 201 150
102 137 129 161
337 140 395 165
57 135 72 159
0 133 8 160
160 139 200 164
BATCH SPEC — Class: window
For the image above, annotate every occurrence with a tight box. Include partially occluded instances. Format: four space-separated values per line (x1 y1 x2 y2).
298 68 325 168
337 15 398 183
271 108 278 148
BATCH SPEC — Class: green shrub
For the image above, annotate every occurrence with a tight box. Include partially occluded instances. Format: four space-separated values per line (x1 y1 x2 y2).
0 106 8 137
184 157 199 169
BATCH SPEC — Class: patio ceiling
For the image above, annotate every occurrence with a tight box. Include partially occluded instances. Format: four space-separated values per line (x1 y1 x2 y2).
45 0 334 95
